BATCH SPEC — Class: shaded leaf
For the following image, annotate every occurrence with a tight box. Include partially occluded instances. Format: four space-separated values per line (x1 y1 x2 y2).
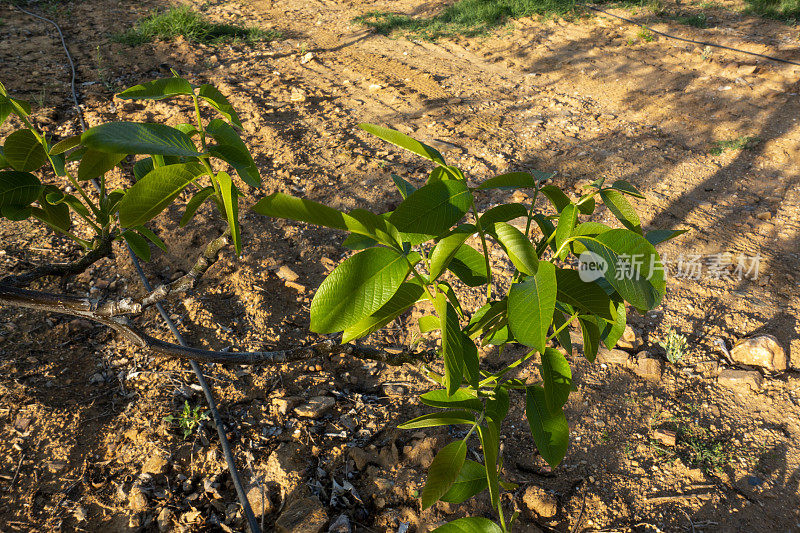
429 225 474 282
82 122 203 157
440 460 488 504
116 77 193 100
216 171 241 254
421 388 482 411
540 347 572 412
478 203 528 229
122 230 151 261
599 189 641 233
4 129 47 172
206 118 259 187
421 440 467 509
180 186 215 227
199 84 242 128
78 149 126 181
398 410 476 429
447 244 488 286
493 221 538 275
525 385 568 468
430 517 502 533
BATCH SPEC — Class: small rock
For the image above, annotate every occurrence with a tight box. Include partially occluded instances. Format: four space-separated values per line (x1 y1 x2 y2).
756 211 772 221
368 83 383 92
718 369 763 390
652 429 676 447
128 484 148 512
328 514 351 533
290 88 307 102
157 507 173 532
300 52 315 64
47 461 66 473
522 485 557 518
633 354 662 381
275 497 328 533
617 325 642 350
730 335 787 372
295 396 335 419
247 485 272 516
381 384 406 396
348 447 371 471
142 453 168 475
73 505 87 522
277 265 300 282
597 348 631 366
273 396 301 415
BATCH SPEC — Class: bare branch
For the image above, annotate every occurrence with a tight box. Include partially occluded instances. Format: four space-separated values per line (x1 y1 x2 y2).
0 284 435 367
1 234 114 287
2 230 230 317
139 229 231 310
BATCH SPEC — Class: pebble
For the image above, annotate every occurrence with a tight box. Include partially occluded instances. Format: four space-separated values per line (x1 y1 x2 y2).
652 428 676 447
246 484 272 516
142 453 168 475
328 514 352 533
128 484 148 512
300 52 315 64
157 507 173 532
718 369 763 390
522 485 558 518
633 354 663 381
756 211 772 220
730 335 787 372
277 265 300 282
294 396 335 418
275 497 328 533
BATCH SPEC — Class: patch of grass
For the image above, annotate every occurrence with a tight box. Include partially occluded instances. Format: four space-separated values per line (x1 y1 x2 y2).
673 12 710 27
678 424 733 472
113 5 280 46
637 27 655 41
355 0 586 39
744 0 800 21
710 135 760 155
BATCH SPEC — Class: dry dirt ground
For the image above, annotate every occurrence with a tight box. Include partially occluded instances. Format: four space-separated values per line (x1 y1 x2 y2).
1 0 800 531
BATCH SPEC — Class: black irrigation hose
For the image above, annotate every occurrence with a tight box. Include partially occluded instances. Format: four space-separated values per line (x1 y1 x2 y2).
13 4 262 532
586 4 800 67
13 3 86 131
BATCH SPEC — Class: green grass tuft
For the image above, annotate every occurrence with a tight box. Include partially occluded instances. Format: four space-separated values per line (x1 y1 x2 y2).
672 12 710 27
710 136 760 156
744 0 800 20
114 6 279 46
355 0 586 39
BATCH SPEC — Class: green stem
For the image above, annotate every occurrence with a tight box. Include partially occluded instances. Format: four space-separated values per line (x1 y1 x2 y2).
497 500 508 533
524 186 540 239
470 202 493 300
192 93 207 151
479 308 578 386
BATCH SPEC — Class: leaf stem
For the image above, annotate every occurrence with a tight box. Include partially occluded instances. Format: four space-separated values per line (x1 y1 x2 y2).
470 202 492 300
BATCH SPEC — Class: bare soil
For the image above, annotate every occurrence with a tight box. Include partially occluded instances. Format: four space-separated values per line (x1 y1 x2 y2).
1 0 799 531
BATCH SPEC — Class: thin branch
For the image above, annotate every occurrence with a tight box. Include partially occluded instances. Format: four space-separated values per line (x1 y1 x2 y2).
0 284 435 366
2 230 230 317
139 229 231 310
1 234 114 288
